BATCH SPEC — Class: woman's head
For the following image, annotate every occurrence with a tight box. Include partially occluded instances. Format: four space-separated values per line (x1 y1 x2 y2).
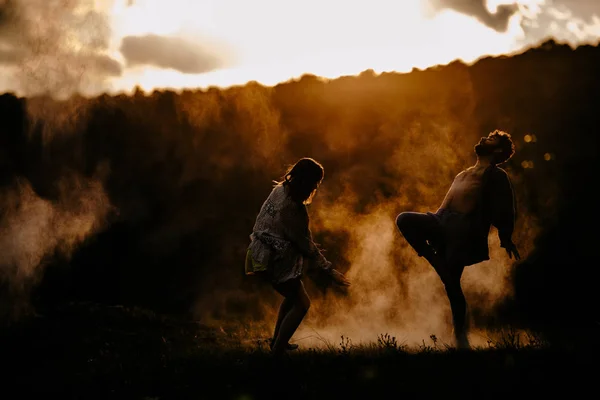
279 157 324 204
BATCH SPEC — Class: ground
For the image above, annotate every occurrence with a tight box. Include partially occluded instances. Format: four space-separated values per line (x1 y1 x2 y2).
0 302 594 399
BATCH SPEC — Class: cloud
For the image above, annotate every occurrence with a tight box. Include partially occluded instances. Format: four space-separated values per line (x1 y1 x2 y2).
553 0 600 23
424 0 600 48
86 53 123 77
426 0 520 32
0 174 113 321
0 0 123 98
0 48 22 65
518 0 600 46
120 34 223 74
0 0 21 47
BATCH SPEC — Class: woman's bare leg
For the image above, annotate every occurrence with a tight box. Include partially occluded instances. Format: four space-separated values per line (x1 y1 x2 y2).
271 281 310 355
271 297 294 346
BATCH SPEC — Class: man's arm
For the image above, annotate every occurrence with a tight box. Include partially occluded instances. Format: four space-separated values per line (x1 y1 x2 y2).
490 168 520 259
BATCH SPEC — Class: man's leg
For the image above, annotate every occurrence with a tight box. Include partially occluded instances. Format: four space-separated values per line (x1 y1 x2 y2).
443 265 469 349
395 212 448 278
397 212 469 348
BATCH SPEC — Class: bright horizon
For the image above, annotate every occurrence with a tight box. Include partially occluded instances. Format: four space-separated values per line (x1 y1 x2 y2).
1 0 599 97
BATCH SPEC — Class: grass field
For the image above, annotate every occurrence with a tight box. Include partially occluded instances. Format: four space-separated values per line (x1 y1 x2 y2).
1 302 595 399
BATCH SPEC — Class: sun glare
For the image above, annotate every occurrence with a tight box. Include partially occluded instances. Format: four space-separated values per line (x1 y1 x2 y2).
104 0 545 93
0 0 588 95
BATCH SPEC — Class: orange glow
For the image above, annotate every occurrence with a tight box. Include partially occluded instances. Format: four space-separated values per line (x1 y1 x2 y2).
524 134 538 143
521 160 535 168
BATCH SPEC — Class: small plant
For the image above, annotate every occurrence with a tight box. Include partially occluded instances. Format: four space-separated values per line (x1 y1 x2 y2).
339 335 353 354
377 333 398 350
429 334 438 347
309 329 337 352
498 327 522 349
523 331 548 348
418 334 443 353
486 327 548 350
418 339 435 353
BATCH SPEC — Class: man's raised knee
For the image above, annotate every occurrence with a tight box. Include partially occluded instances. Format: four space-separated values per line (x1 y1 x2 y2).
395 212 408 232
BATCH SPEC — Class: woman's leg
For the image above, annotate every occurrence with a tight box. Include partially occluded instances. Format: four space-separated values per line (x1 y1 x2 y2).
271 279 310 355
271 297 294 347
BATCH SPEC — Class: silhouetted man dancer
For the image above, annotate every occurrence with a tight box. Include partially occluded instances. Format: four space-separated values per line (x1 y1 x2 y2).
396 130 521 349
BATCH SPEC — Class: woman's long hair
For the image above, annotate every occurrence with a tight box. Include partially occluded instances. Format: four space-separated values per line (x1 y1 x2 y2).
275 158 324 204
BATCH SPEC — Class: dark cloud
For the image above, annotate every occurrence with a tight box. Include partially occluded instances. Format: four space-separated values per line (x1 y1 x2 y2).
0 0 20 40
86 54 123 77
0 48 22 64
425 0 600 45
0 0 15 24
518 0 600 46
0 0 30 67
120 34 222 74
0 0 123 97
0 47 121 77
426 0 519 32
552 0 600 23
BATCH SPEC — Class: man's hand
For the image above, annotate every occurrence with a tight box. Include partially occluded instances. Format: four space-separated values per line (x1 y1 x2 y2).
504 242 521 260
329 269 351 286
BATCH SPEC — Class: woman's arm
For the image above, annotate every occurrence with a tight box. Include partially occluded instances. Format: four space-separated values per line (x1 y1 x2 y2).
280 203 331 270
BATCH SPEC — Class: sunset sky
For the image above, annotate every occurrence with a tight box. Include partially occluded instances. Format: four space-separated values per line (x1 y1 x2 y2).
1 0 599 97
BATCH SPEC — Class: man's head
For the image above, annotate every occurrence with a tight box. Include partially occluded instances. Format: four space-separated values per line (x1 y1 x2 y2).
474 130 515 165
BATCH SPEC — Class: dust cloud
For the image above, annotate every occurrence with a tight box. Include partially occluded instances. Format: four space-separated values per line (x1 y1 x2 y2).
0 0 122 99
291 189 540 350
0 173 113 322
196 100 542 350
1 39 580 345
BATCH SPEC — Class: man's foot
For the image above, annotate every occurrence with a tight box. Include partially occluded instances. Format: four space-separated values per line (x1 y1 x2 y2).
269 338 299 351
455 333 471 350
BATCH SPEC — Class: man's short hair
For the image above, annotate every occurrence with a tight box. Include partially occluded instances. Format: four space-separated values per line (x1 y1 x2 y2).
488 130 515 164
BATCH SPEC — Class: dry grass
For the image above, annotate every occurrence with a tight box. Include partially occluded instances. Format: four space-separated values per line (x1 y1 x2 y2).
0 302 595 399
